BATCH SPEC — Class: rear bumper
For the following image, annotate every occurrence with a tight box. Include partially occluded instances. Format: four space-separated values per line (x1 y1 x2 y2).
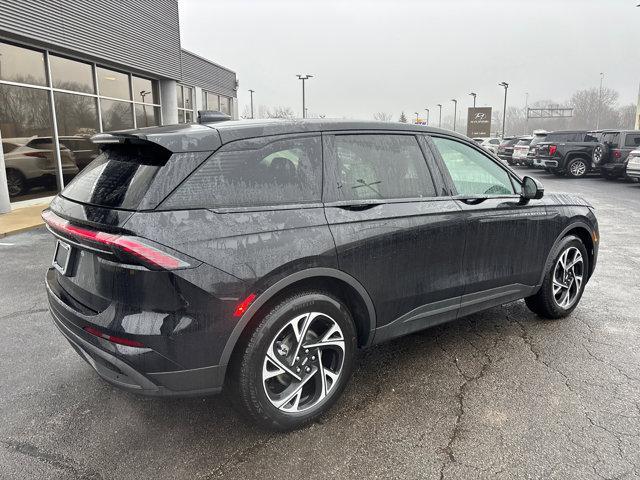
601 162 626 175
534 157 559 168
46 273 225 397
626 165 640 178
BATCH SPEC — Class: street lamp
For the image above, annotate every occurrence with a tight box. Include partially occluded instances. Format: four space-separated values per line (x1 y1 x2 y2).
140 90 151 127
424 108 430 125
436 104 442 128
596 72 604 129
524 92 529 135
296 74 313 119
498 82 509 138
469 92 477 107
248 89 255 119
451 99 457 132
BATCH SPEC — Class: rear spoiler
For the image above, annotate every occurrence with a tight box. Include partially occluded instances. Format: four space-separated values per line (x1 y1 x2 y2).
90 123 221 153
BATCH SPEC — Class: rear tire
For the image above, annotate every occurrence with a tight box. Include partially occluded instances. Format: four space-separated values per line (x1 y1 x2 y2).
566 158 588 178
229 291 357 431
525 236 589 319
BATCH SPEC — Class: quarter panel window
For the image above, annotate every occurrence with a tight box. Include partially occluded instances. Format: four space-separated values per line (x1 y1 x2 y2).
332 134 435 201
164 135 322 208
624 134 640 147
432 137 515 196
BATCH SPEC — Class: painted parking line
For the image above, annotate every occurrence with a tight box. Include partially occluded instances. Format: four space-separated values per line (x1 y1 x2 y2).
0 242 16 246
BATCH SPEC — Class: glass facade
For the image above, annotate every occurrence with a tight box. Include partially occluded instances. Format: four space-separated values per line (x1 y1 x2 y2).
177 84 194 123
0 40 162 203
203 90 232 116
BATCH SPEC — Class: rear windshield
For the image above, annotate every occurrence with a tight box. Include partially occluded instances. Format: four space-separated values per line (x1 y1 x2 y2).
516 139 532 146
61 144 170 209
545 132 586 142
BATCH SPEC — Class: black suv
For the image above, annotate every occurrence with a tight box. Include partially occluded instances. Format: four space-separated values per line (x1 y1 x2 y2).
43 119 599 430
593 130 640 180
535 130 599 178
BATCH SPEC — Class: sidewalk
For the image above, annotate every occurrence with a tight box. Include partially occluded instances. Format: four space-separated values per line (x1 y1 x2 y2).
0 203 48 238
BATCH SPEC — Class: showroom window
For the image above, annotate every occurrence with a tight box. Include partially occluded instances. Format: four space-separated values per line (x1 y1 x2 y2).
203 90 232 115
177 85 194 123
0 40 162 204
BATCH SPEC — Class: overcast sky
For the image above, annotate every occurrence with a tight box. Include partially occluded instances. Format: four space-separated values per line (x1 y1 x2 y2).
178 0 640 120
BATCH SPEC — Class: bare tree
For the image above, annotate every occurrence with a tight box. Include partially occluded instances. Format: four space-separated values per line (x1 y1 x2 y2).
265 106 295 119
617 104 637 129
373 112 393 122
569 87 619 129
240 105 252 119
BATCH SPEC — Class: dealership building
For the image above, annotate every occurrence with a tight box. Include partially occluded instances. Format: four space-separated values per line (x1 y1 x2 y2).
0 0 238 214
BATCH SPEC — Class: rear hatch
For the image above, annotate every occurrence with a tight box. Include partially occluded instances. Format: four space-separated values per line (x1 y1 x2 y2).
44 130 218 313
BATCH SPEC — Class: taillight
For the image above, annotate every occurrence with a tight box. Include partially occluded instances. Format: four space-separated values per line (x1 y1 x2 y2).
549 145 557 156
24 151 48 158
84 326 145 348
42 210 190 270
612 149 622 159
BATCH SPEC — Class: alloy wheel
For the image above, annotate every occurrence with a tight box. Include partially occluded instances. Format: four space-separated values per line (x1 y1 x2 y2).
570 160 587 177
552 247 584 309
262 312 345 413
6 171 24 197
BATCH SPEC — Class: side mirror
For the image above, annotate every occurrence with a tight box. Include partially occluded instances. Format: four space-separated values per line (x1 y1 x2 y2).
521 176 544 202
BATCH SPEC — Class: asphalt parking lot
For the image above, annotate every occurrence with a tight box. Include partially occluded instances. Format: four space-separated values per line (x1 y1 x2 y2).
1 166 639 480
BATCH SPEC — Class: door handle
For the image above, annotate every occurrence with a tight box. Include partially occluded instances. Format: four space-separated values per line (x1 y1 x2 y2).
458 196 488 205
335 201 384 211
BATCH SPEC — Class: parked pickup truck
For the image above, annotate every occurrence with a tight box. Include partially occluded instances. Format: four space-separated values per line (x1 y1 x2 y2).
534 130 599 178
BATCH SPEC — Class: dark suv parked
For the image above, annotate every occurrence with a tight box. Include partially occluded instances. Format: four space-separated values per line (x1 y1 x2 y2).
43 119 599 430
497 137 520 164
593 130 640 180
535 130 599 178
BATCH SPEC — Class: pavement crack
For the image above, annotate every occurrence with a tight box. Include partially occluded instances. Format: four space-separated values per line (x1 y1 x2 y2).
436 331 496 480
1 439 102 479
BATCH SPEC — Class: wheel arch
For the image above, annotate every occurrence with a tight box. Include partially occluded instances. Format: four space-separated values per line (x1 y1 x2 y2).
219 267 377 375
539 221 596 286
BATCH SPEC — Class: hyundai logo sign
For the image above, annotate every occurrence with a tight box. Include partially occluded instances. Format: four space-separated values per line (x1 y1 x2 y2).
467 107 492 137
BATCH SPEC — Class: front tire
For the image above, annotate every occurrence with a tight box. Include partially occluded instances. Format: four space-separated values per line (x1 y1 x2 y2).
229 291 356 430
525 236 589 319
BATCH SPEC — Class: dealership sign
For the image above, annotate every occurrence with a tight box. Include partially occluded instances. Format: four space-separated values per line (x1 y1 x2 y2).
467 107 492 137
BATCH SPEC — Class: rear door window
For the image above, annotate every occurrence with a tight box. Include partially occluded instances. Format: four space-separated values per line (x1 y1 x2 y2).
164 135 322 209
328 134 436 201
624 134 640 148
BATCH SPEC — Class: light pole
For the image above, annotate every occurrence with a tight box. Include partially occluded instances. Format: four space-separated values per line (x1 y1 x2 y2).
436 104 442 128
469 92 476 107
499 82 509 138
451 99 457 132
248 89 255 119
140 90 151 127
523 92 529 135
596 72 604 129
296 74 313 119
424 108 430 125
